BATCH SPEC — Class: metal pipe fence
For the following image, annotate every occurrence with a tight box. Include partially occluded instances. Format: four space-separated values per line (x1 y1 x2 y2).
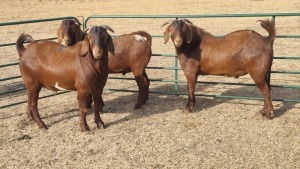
84 13 300 100
1 13 299 109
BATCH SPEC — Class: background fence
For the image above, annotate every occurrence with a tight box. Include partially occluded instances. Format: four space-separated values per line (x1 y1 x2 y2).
1 13 299 109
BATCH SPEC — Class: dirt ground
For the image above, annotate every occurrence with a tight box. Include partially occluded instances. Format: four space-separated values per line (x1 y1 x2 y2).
0 0 300 168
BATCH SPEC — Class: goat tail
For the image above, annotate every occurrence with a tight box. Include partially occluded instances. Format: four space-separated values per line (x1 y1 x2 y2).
258 18 276 42
16 33 33 57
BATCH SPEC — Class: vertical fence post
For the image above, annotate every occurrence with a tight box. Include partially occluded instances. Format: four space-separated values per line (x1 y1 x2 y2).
174 56 179 92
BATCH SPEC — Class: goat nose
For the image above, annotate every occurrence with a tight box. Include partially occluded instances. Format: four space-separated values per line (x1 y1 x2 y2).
175 39 182 43
174 38 183 47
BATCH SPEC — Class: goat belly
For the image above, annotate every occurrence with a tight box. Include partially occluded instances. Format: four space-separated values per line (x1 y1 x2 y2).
52 82 73 91
42 80 76 91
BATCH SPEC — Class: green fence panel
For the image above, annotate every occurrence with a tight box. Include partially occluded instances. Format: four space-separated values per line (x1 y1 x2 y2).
1 13 299 109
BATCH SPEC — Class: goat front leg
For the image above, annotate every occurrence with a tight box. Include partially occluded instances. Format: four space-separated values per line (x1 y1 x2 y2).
184 71 198 113
92 91 106 129
26 104 34 121
77 91 90 132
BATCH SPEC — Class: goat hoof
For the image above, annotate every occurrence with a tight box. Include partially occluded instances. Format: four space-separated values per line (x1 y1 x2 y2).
134 104 141 109
259 109 274 119
264 111 275 119
184 108 192 113
81 128 90 132
80 125 90 132
27 115 34 121
37 122 48 130
39 125 48 130
259 108 266 116
96 123 106 129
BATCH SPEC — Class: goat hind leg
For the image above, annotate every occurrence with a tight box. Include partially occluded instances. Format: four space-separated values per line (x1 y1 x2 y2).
143 71 150 102
28 88 47 129
134 75 145 109
255 80 274 119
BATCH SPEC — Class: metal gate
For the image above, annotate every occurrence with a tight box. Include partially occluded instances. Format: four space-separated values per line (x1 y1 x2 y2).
1 13 299 109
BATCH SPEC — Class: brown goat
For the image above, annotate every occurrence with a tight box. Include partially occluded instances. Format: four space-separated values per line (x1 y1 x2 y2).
108 31 152 109
16 26 114 131
57 19 86 46
56 22 152 109
162 18 276 119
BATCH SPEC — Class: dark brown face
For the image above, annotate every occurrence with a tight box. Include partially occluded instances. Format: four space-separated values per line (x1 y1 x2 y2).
162 19 193 48
82 26 114 59
60 19 80 46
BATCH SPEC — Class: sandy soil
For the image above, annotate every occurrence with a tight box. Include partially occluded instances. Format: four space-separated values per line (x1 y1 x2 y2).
0 0 300 168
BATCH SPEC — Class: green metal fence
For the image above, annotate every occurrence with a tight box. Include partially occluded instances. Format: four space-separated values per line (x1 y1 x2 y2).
1 13 299 109
84 13 300 102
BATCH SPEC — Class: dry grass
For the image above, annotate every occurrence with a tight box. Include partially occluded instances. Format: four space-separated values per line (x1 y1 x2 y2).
0 0 299 168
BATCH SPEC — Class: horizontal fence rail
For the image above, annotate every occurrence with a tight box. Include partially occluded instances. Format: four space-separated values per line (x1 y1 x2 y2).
1 13 299 109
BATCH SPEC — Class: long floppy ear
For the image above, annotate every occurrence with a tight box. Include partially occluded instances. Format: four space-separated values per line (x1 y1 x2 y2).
107 35 115 55
81 36 89 56
185 24 193 43
57 27 63 43
163 25 171 44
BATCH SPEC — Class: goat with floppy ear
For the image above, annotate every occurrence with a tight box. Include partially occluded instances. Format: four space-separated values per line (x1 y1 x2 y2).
162 18 276 119
57 22 152 110
81 26 114 57
57 19 85 46
16 25 115 132
162 18 193 46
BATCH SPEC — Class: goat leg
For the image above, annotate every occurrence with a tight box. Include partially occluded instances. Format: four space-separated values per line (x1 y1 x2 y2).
28 88 48 129
184 70 197 112
92 91 106 129
254 77 274 119
79 107 90 132
26 104 34 121
185 92 196 112
134 76 144 109
77 92 90 132
143 72 150 102
86 93 93 109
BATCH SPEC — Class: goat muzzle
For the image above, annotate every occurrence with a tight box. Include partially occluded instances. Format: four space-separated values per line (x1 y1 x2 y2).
93 49 103 59
174 38 183 47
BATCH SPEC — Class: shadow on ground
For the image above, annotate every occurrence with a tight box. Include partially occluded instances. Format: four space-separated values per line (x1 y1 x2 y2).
2 82 299 128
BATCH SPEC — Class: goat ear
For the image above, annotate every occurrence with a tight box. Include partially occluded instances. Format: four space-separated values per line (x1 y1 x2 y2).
163 26 171 44
185 25 193 43
107 35 115 55
57 28 63 44
81 36 89 56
